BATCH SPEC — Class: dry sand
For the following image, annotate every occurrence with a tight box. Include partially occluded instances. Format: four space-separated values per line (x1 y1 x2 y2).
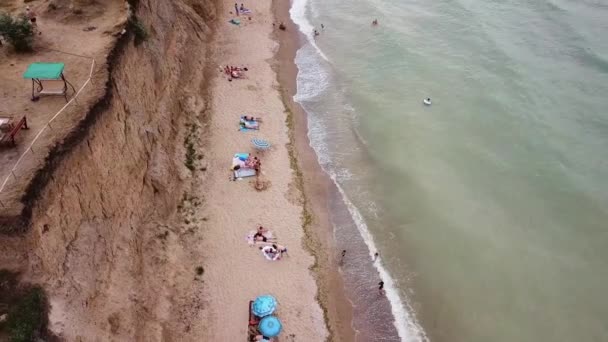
195 1 328 340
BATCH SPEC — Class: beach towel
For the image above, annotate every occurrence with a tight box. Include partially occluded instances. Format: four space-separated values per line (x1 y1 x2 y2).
234 168 257 179
239 117 259 132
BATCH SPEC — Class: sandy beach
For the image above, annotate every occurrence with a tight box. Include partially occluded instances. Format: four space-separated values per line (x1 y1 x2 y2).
195 1 327 340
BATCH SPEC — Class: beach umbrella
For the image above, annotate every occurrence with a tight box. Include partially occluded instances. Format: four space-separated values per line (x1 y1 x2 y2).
252 295 277 317
251 138 271 150
258 315 282 337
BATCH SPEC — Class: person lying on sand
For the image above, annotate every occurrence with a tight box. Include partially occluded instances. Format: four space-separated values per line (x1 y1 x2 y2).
253 227 275 243
254 335 273 342
240 122 258 130
273 244 288 257
243 116 262 122
260 245 279 259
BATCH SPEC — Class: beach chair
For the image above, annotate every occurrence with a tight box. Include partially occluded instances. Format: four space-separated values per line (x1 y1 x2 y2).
248 300 261 341
0 116 29 147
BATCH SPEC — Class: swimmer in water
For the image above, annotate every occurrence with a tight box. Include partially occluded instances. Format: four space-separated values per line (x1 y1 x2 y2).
372 19 378 26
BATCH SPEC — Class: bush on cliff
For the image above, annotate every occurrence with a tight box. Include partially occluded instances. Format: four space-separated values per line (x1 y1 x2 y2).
0 13 34 52
129 16 148 45
5 286 48 342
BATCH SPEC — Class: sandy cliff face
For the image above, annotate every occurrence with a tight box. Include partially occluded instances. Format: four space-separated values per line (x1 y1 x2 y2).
6 0 217 340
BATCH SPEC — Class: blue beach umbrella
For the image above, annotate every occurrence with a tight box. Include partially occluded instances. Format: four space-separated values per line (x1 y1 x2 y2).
258 315 282 337
251 138 271 150
252 295 277 317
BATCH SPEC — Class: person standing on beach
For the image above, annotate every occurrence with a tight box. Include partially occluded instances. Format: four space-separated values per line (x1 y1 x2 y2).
374 252 379 261
378 280 384 293
235 3 239 16
340 250 346 264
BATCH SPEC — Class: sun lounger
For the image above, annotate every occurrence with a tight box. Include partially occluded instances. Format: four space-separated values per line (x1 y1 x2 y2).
248 301 262 341
0 116 28 147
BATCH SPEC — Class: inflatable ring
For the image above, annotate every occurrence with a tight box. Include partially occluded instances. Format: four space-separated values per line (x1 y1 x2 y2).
423 98 432 106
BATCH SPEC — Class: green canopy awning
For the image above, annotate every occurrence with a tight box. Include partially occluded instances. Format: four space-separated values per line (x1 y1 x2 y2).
23 63 65 80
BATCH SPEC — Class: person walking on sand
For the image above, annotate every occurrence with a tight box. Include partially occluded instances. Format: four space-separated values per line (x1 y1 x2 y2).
235 3 239 16
340 249 346 264
378 280 384 293
373 252 379 261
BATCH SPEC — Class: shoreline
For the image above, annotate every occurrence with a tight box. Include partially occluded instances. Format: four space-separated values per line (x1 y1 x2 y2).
270 1 409 341
271 1 357 341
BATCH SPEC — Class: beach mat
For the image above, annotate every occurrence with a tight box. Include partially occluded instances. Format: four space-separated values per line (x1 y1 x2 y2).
234 168 256 179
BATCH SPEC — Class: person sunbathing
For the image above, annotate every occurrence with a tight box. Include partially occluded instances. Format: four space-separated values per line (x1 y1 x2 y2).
254 232 275 242
273 244 288 257
243 116 261 122
240 121 259 130
245 156 259 168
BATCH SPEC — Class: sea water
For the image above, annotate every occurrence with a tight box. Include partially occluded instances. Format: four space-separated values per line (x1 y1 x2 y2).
291 0 608 341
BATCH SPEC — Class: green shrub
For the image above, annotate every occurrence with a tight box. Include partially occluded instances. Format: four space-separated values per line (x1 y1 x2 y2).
0 13 34 52
6 287 47 342
185 142 196 171
129 16 148 45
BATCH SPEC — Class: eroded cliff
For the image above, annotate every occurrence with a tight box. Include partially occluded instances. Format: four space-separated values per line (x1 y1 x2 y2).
1 0 218 339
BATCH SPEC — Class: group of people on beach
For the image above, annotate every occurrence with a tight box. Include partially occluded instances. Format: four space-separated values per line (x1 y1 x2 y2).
223 65 248 81
234 3 251 16
245 155 261 173
253 226 289 260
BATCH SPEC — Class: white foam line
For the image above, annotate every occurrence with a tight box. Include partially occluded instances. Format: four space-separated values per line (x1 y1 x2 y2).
0 59 96 195
294 99 429 341
290 0 330 62
328 170 430 342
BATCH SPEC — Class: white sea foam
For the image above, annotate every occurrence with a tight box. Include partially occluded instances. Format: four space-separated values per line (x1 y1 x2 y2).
290 1 430 340
290 0 330 62
326 167 430 342
294 46 330 102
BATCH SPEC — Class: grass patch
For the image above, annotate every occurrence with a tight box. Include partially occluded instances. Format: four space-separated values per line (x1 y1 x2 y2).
183 124 198 172
185 142 196 171
4 286 48 342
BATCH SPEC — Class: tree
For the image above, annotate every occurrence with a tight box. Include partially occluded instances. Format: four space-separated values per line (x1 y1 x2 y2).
0 13 34 52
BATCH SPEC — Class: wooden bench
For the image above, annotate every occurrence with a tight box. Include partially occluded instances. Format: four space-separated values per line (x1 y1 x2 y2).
0 116 29 147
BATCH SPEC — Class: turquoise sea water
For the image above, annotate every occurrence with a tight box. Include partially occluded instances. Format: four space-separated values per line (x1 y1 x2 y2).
291 0 608 341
